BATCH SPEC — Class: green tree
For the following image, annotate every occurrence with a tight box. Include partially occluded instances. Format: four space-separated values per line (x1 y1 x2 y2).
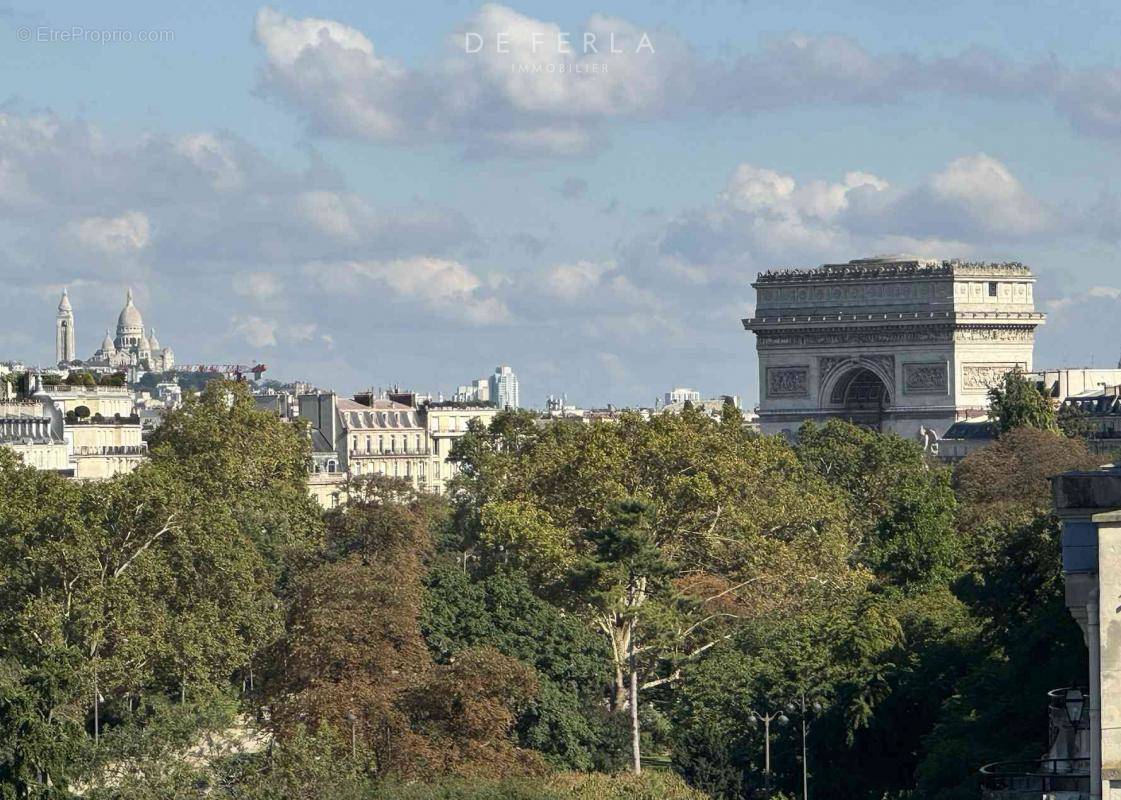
448 409 862 777
796 419 960 591
913 423 1093 798
987 368 1057 434
1057 401 1097 439
423 564 625 770
0 381 322 796
671 598 905 799
265 476 542 781
952 426 1097 533
567 499 669 772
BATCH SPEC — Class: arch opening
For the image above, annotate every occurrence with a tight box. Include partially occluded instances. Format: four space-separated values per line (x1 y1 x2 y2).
828 367 891 428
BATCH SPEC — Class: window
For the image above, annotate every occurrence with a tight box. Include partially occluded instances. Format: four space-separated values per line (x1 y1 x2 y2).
415 434 421 452
378 435 384 453
326 460 337 473
365 435 371 453
987 281 998 297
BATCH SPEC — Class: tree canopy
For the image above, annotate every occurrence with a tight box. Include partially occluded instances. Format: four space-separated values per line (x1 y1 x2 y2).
0 396 1095 799
987 368 1057 434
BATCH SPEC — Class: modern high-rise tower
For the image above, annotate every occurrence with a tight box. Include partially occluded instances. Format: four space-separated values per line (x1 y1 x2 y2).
488 365 520 410
56 289 76 364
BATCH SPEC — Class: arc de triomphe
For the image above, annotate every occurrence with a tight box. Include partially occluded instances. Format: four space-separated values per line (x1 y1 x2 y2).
743 256 1046 439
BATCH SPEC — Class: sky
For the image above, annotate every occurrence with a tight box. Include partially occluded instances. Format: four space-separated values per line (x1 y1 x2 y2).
3 1 1121 407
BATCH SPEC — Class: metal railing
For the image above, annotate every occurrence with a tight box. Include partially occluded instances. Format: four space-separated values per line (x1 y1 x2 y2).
73 444 148 456
979 758 1089 799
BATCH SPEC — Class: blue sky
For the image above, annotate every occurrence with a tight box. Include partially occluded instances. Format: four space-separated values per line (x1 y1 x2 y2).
3 1 1121 406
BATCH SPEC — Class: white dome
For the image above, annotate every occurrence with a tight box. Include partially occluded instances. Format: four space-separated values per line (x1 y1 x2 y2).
58 289 72 313
100 329 115 353
117 288 144 332
147 328 160 351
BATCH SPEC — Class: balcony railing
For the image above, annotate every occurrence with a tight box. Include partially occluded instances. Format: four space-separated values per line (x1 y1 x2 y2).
73 444 148 456
980 758 1089 799
349 448 431 457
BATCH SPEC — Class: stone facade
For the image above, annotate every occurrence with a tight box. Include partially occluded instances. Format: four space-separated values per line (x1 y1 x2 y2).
743 256 1045 439
424 404 499 494
0 399 70 473
2 388 145 479
296 393 499 506
66 420 146 479
1052 467 1121 796
340 397 431 485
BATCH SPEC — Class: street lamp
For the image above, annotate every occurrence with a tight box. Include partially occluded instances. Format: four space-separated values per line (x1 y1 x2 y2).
1063 688 1086 727
787 694 825 800
747 707 789 796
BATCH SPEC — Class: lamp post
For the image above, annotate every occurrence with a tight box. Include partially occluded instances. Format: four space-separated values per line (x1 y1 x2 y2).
787 694 824 800
748 707 789 796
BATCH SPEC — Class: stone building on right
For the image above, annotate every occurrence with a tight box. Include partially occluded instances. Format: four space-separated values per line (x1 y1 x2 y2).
743 256 1047 440
1045 466 1121 799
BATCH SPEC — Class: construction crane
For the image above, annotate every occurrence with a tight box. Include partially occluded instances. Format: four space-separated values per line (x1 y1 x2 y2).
170 363 268 381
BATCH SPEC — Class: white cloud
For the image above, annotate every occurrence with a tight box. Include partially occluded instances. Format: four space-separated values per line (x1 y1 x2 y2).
289 322 318 341
655 154 1046 287
317 257 511 325
0 110 472 278
296 190 359 239
254 6 375 67
254 7 419 142
233 316 278 347
64 211 150 255
253 5 688 156
926 154 1052 237
174 133 245 192
251 10 1121 157
232 272 282 301
721 165 888 223
232 315 322 348
544 260 610 299
1047 285 1121 315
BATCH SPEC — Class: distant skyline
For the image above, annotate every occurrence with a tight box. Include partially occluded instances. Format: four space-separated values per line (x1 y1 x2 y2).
4 2 1121 407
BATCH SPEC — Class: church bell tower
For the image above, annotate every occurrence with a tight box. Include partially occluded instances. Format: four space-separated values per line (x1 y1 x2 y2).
56 288 76 364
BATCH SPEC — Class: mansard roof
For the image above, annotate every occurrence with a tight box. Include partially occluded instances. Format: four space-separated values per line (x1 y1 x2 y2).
337 398 421 431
